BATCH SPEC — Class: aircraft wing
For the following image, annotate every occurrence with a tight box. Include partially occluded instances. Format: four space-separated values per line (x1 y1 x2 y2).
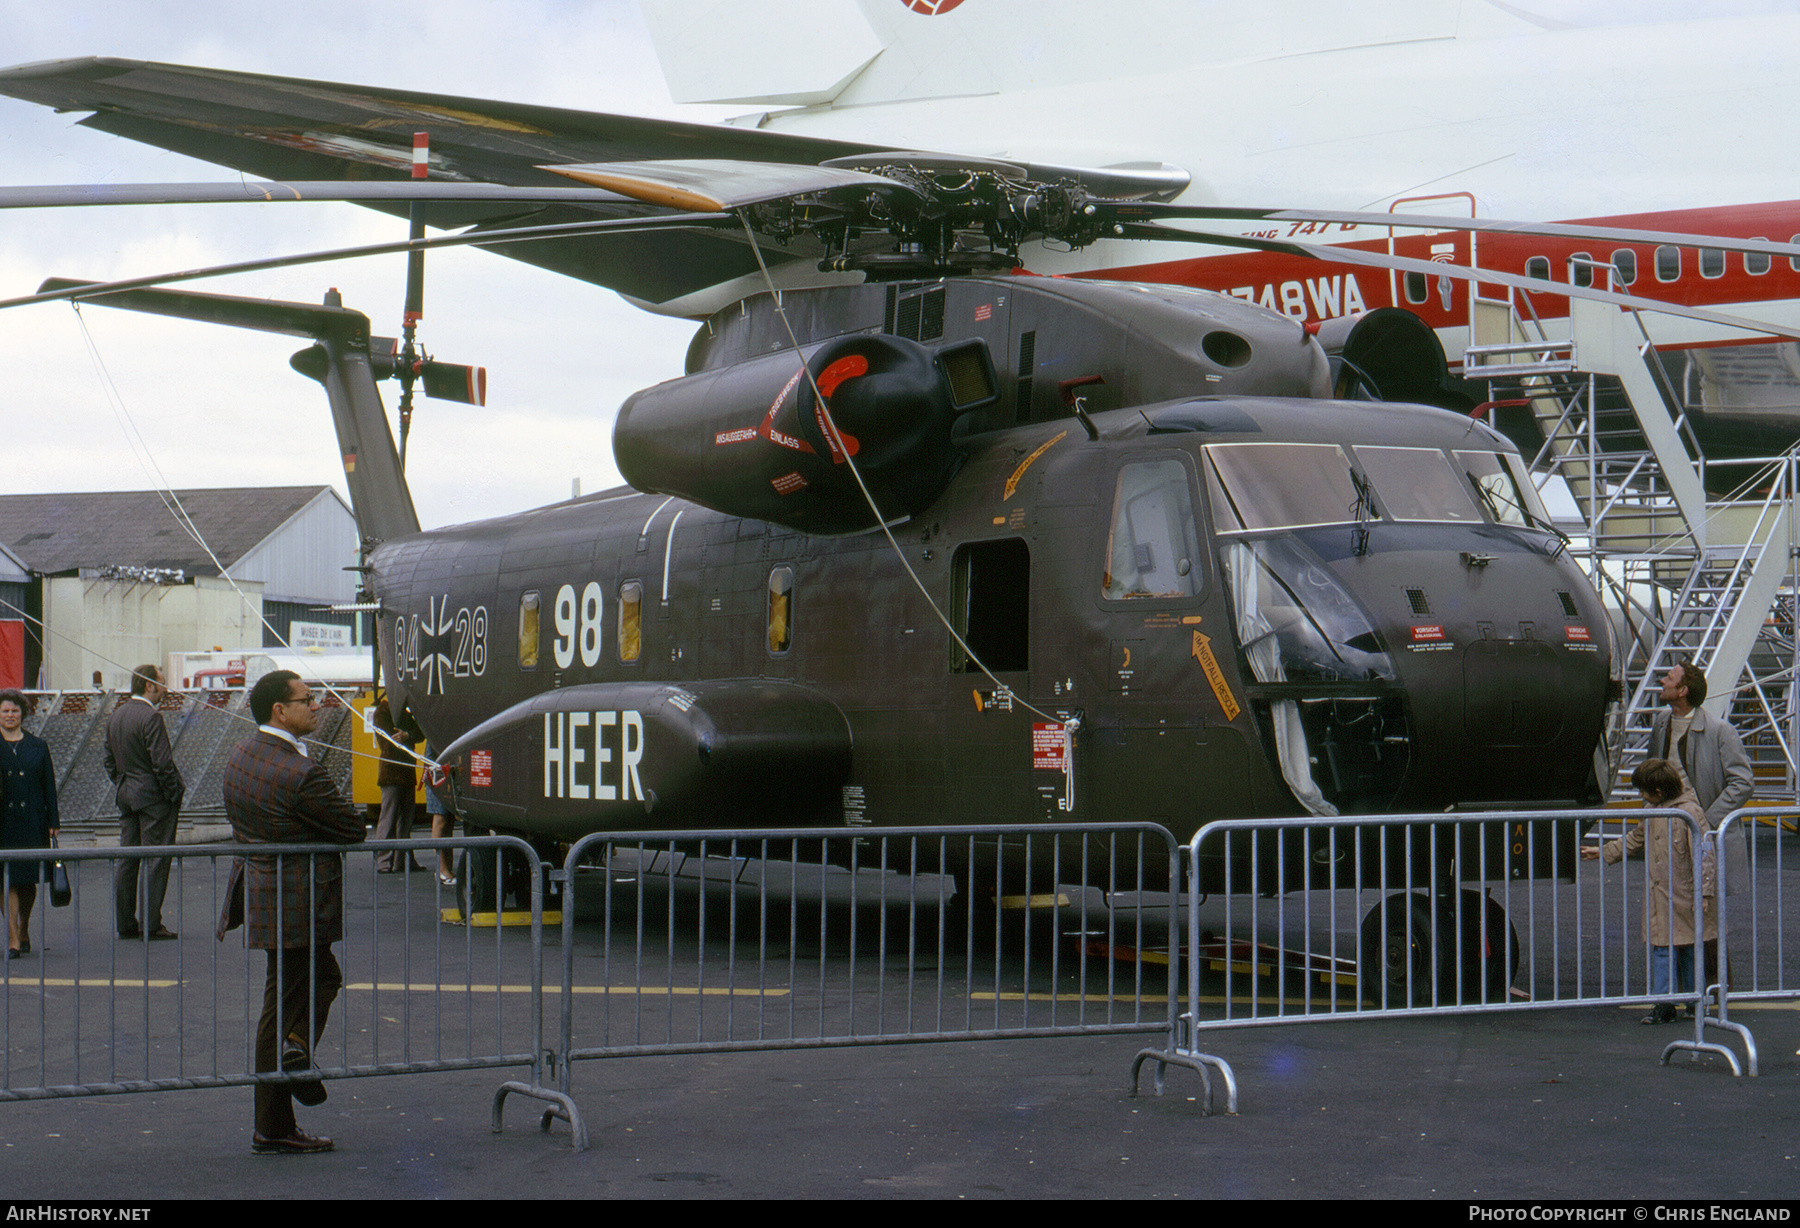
0 57 893 312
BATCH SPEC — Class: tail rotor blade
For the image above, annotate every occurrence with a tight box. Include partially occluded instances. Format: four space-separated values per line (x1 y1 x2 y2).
419 360 487 406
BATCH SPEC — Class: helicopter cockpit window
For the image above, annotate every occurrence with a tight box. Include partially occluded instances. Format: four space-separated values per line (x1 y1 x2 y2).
1455 450 1553 528
1103 459 1203 600
618 581 643 663
1225 536 1395 687
1352 446 1481 523
518 591 540 670
1204 442 1362 532
768 566 794 656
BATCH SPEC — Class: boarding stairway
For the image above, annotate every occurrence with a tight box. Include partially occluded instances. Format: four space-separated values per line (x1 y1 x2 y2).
1466 290 1798 801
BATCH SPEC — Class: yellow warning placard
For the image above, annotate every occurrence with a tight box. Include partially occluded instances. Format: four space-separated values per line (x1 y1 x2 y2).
1191 630 1240 721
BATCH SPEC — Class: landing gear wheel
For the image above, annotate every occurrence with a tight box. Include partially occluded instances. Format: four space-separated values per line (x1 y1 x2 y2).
1458 890 1520 1004
456 832 498 917
1359 891 1521 1006
1359 892 1455 1008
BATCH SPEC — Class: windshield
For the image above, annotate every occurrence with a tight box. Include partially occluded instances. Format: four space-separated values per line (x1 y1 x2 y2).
1353 445 1481 523
1205 442 1362 532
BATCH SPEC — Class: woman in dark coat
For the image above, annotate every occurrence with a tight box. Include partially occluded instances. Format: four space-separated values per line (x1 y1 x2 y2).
0 689 59 957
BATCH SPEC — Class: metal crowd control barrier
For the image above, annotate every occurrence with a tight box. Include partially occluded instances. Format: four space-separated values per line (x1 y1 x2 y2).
3 825 1183 1149
548 823 1182 1141
1135 808 1745 1110
1708 805 1800 1075
23 810 1755 1139
0 836 574 1137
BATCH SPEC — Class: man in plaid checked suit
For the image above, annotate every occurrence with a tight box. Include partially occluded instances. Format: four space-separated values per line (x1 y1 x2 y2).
223 669 366 1155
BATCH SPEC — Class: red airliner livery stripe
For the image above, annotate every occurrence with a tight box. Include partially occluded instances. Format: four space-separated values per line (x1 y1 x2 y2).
1076 198 1800 332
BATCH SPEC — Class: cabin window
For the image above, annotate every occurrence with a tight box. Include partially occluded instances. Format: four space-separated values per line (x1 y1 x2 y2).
1747 240 1770 276
767 566 794 655
1790 234 1800 273
951 539 1029 673
1103 459 1203 600
1403 271 1429 304
1455 450 1552 528
1655 245 1681 282
1700 248 1725 279
618 581 642 663
1569 252 1593 288
1205 442 1361 532
518 591 541 669
1525 256 1551 281
1611 250 1638 286
1353 446 1480 523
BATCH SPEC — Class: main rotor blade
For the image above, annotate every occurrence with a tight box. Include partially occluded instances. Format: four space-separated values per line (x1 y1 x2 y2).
36 277 370 339
0 211 735 312
1107 203 1800 261
543 158 925 211
1111 220 1800 342
0 181 645 209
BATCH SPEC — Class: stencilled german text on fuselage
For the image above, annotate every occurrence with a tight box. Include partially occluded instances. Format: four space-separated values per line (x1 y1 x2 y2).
543 710 646 802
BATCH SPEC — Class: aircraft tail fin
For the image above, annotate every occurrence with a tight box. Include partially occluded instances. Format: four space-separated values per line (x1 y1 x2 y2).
39 278 422 545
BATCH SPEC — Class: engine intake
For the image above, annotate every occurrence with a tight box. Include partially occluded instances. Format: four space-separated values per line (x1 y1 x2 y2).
615 333 994 533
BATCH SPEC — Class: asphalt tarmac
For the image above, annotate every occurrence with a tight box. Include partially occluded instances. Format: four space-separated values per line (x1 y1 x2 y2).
5 844 1799 1200
3 986 1797 1199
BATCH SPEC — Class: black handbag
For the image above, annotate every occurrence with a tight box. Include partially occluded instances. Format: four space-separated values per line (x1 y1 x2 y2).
47 835 70 908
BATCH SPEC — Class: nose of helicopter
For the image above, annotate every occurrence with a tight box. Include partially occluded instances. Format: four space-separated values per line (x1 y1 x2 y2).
1358 543 1610 808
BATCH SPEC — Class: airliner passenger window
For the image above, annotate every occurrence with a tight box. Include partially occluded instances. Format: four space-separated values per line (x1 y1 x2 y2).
1404 271 1428 304
518 591 540 669
618 581 642 663
1747 240 1771 276
1354 447 1480 522
1103 459 1203 600
1525 257 1551 280
1656 245 1681 282
1611 250 1638 286
1569 252 1593 288
1205 443 1361 532
1700 248 1725 279
1791 234 1800 273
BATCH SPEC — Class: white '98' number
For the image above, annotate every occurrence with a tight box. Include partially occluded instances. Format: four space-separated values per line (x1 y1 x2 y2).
553 582 606 670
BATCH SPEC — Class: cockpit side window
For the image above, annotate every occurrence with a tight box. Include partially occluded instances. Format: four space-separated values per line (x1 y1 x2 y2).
1455 450 1553 527
1103 459 1203 600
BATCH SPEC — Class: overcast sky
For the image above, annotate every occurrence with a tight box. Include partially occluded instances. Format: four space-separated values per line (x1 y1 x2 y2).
0 0 735 531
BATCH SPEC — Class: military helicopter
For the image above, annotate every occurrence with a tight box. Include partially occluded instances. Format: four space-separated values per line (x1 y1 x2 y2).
1 64 1666 998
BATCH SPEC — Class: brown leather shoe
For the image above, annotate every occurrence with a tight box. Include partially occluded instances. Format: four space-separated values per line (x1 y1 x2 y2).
146 928 178 941
252 1128 334 1155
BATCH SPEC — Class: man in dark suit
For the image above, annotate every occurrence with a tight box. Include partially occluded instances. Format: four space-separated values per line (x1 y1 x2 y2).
106 664 185 940
371 694 423 873
223 670 365 1156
